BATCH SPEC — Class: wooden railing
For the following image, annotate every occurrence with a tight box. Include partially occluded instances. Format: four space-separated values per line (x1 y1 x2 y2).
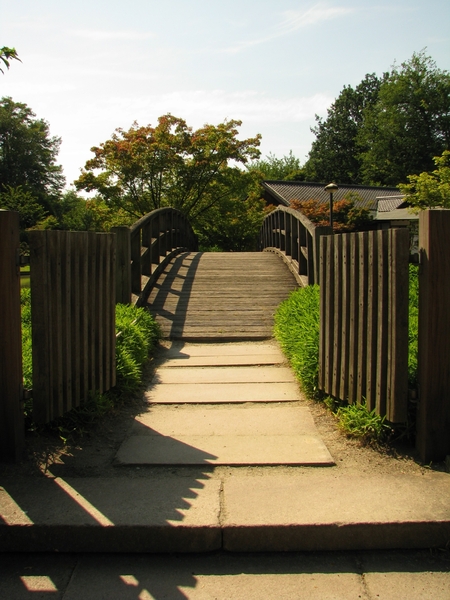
259 206 330 286
113 207 198 307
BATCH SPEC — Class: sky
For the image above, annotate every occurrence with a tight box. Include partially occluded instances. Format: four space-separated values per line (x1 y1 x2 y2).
1 0 450 188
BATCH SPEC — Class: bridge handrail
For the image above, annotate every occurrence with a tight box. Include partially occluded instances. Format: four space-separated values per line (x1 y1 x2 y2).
113 207 198 306
259 206 331 286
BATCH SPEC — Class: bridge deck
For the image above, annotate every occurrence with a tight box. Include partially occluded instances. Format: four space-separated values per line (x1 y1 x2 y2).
147 252 298 341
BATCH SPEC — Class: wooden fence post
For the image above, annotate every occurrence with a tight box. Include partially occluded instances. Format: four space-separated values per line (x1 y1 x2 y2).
0 210 24 462
416 210 450 462
111 226 131 304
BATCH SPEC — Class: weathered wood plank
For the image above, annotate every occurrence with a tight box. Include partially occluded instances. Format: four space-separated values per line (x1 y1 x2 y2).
0 211 24 461
148 252 298 340
416 210 450 462
386 228 409 423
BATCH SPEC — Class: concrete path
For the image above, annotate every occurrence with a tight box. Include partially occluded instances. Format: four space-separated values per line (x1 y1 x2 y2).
2 341 450 553
0 551 450 600
2 550 450 599
115 341 334 467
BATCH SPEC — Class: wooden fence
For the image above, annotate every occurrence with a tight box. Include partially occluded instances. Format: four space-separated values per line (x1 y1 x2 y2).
28 230 116 424
259 206 330 286
113 207 198 306
416 210 450 462
318 228 410 423
0 210 24 462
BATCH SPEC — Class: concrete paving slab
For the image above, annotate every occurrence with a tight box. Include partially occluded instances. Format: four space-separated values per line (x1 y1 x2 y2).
152 366 296 384
222 471 450 551
132 406 320 436
115 434 335 466
2 550 450 599
158 354 285 367
159 342 283 358
0 476 221 552
145 382 300 404
62 553 366 600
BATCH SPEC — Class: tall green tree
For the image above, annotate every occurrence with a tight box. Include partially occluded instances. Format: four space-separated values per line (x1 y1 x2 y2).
304 73 382 184
358 52 450 185
0 97 65 213
75 115 261 227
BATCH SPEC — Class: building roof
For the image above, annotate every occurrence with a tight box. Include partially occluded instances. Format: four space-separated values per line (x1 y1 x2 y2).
377 196 407 212
376 208 419 221
261 180 401 212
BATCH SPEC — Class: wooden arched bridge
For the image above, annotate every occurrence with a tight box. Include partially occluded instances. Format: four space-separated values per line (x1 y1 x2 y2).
112 207 325 341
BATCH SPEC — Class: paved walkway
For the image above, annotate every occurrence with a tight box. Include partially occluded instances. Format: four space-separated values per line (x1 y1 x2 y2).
2 550 450 599
115 342 333 467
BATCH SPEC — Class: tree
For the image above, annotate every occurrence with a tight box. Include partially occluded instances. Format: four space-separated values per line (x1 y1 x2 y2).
0 97 65 214
358 52 450 185
290 195 373 233
303 74 382 184
247 151 305 181
0 185 45 232
0 47 21 74
195 171 265 251
75 115 261 227
399 150 450 210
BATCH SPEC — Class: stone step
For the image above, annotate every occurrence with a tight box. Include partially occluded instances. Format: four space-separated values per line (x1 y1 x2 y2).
2 472 450 552
145 382 300 404
151 366 296 384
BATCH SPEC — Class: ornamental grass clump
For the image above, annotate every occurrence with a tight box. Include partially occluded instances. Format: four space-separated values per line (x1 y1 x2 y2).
408 264 419 387
115 303 161 393
20 294 160 435
274 284 320 398
336 402 392 445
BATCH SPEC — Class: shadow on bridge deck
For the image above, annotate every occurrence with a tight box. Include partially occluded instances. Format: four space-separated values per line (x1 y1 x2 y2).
146 251 298 341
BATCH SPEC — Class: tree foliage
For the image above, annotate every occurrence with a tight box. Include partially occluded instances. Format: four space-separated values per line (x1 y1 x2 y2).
0 185 45 231
290 196 373 233
304 51 450 187
399 150 450 210
0 47 21 74
359 52 450 185
304 74 382 184
75 115 261 226
247 150 305 181
0 97 65 214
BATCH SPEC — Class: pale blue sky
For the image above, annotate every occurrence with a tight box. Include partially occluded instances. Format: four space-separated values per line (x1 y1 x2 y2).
1 0 450 187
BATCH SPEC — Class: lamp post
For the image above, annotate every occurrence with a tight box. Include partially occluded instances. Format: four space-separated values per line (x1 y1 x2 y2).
324 183 338 232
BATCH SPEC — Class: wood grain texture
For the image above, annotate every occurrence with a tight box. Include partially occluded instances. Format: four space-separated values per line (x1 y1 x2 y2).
147 252 298 341
0 211 24 461
417 211 450 462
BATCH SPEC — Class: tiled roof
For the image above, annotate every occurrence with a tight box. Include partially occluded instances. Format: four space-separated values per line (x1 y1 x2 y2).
377 196 407 212
262 181 401 212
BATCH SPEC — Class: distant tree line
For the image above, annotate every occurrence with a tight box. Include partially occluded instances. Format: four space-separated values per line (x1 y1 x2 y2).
1 50 449 251
303 51 450 187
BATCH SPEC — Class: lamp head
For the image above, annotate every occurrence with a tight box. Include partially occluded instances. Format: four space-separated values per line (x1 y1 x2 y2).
324 183 338 194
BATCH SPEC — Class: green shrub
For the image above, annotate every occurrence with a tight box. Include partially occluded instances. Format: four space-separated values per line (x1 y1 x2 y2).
20 295 160 432
115 303 161 393
408 264 419 387
274 285 320 398
336 402 392 444
21 289 33 390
